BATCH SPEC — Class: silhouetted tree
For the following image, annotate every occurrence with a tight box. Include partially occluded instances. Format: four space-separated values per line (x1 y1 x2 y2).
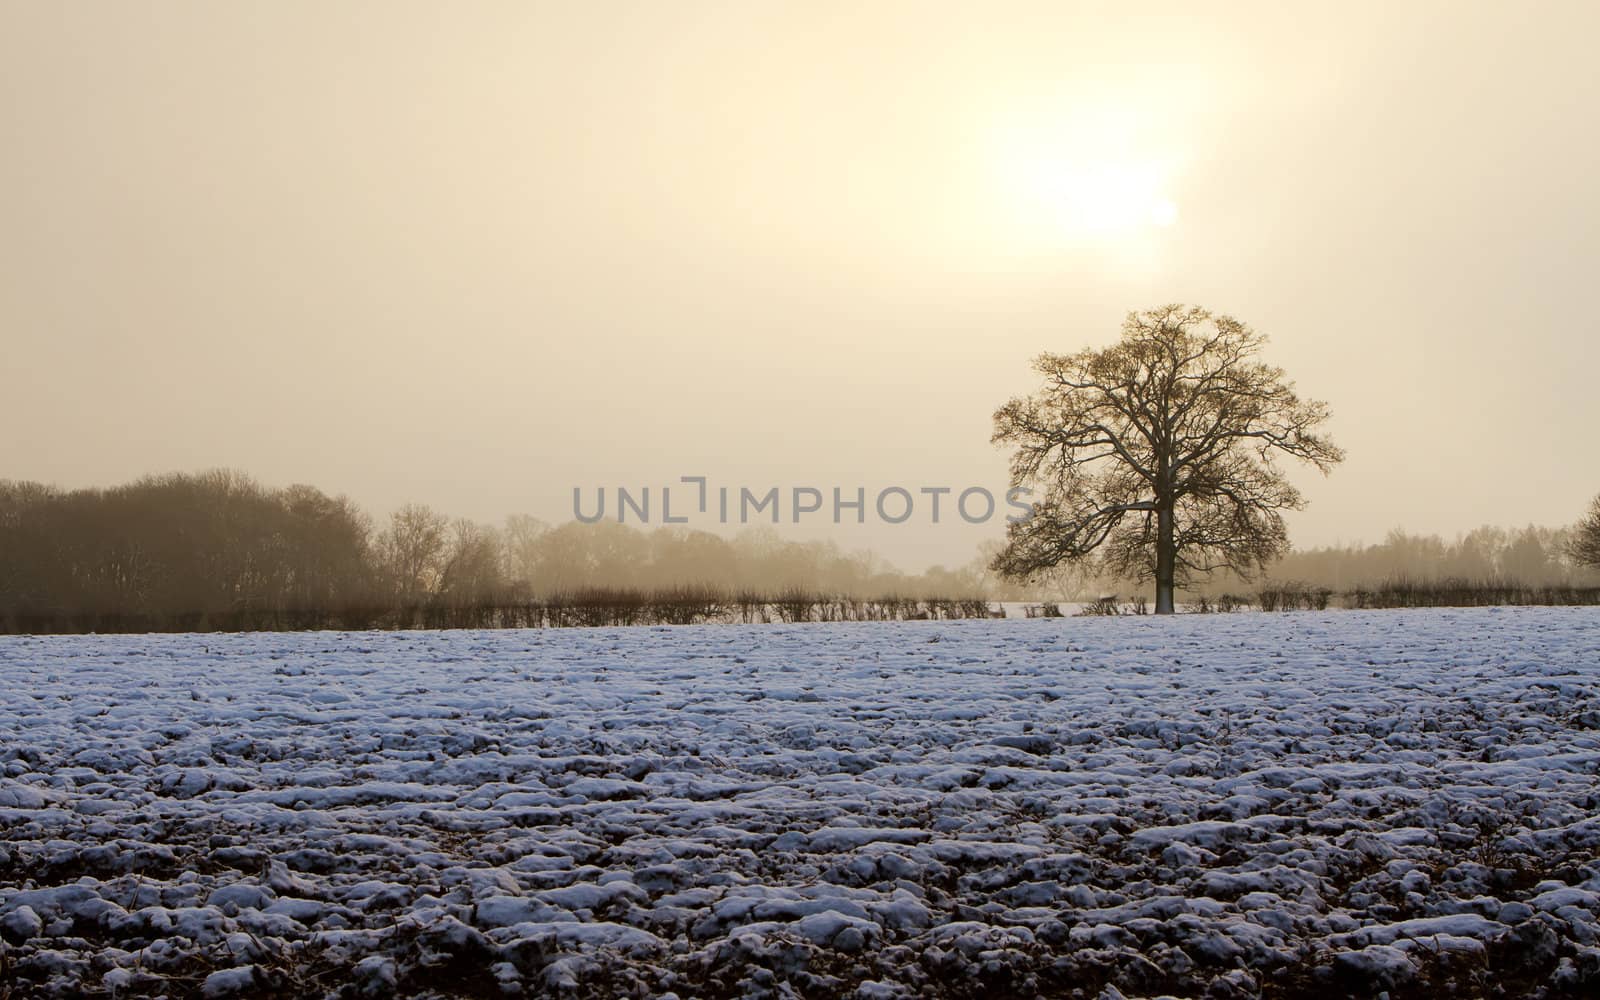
278 484 375 610
438 519 503 606
377 504 448 603
992 305 1344 613
500 514 549 596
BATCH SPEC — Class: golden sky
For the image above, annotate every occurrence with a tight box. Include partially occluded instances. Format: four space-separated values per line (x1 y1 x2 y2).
3 1 1596 570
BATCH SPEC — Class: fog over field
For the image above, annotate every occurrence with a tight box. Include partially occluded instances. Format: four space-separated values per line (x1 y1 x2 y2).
3 2 1598 569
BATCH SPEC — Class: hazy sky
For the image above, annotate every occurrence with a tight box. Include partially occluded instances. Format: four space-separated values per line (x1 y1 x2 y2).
4 2 1597 571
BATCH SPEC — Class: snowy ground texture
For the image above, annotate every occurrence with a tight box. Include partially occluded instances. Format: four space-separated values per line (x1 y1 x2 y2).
2 610 1599 999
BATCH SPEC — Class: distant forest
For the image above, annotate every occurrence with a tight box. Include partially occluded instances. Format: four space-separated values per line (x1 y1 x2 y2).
0 471 983 632
1 471 1596 632
1020 524 1600 603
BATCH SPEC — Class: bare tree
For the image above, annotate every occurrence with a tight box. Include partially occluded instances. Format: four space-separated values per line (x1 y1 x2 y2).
500 514 548 595
377 504 448 604
438 519 504 606
1570 495 1600 569
992 305 1344 614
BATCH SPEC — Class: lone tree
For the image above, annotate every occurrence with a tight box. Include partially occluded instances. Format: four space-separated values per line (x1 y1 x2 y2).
992 305 1343 614
1569 495 1600 569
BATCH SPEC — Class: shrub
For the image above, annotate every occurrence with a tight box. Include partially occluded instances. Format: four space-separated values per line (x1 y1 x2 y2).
1078 596 1119 617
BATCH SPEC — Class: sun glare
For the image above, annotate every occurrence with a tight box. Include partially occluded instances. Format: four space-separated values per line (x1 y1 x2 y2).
989 107 1182 249
1028 158 1178 237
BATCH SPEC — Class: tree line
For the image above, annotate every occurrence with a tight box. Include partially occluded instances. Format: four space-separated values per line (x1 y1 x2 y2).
983 525 1600 604
0 471 985 633
2 469 1596 633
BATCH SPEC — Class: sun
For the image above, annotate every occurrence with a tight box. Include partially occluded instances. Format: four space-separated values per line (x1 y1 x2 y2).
988 108 1181 249
1026 158 1178 237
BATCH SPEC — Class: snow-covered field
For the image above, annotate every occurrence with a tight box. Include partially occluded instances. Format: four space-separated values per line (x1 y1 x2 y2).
2 610 1598 998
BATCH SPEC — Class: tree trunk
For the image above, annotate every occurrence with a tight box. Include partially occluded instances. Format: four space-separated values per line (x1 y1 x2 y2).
1155 503 1176 614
